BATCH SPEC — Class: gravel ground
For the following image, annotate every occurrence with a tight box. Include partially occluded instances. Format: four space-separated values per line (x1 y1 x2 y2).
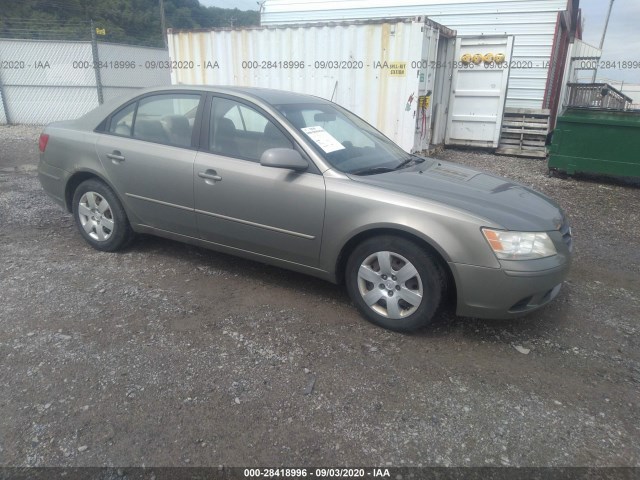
0 125 639 468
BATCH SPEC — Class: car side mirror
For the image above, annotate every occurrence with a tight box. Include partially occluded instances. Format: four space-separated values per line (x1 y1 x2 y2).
260 148 308 172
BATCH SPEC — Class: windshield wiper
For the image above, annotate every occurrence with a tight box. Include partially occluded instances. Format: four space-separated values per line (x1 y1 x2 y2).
351 156 426 176
350 166 397 176
394 155 426 170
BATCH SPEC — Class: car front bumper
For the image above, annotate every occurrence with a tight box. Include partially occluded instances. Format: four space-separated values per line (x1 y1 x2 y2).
450 259 570 319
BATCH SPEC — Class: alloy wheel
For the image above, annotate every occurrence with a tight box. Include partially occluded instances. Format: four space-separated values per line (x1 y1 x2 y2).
356 250 424 319
77 191 114 242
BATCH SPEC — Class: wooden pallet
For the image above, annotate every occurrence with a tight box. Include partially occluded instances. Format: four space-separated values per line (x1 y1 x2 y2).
496 108 550 158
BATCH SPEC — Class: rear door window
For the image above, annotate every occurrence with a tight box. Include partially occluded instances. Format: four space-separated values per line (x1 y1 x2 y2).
133 94 201 147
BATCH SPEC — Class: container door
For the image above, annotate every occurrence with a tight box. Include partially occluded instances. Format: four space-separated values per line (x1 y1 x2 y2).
430 35 456 147
445 36 514 148
412 23 440 153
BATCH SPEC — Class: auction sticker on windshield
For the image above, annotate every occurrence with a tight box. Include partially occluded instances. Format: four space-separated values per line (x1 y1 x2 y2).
301 126 345 153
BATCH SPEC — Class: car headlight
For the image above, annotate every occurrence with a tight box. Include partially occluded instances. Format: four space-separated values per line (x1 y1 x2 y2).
482 228 557 260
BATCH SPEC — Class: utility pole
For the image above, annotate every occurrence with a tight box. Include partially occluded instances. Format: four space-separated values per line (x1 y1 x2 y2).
159 0 167 49
90 19 104 105
257 1 265 26
0 68 12 125
592 0 614 82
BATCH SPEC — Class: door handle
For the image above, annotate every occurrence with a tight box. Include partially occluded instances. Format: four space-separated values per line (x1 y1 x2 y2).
198 171 222 182
106 151 125 162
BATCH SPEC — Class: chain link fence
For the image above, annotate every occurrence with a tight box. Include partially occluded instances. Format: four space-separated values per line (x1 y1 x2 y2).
97 42 171 103
0 36 170 125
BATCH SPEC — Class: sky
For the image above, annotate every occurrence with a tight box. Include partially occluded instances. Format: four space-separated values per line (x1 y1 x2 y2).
579 0 639 84
200 0 639 84
200 0 258 10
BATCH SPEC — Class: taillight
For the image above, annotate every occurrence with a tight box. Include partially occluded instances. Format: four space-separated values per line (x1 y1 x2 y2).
39 133 49 152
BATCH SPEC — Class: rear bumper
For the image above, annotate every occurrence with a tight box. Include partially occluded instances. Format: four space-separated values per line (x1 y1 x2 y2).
37 159 68 209
450 260 570 319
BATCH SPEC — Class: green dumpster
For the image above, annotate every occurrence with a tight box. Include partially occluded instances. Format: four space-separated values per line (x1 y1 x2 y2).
548 107 640 178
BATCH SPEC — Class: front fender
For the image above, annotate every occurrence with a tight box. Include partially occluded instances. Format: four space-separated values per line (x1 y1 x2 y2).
320 177 502 275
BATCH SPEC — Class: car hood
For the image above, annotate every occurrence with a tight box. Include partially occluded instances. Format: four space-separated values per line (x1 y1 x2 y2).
348 160 564 231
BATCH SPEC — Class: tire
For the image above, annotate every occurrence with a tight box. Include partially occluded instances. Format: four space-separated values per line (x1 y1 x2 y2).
72 179 134 252
345 236 444 332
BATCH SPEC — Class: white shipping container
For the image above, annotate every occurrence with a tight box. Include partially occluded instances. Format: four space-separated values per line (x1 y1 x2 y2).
167 18 456 153
260 0 569 109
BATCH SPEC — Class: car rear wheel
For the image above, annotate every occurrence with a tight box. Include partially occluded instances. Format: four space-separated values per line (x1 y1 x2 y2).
345 236 443 332
72 179 134 251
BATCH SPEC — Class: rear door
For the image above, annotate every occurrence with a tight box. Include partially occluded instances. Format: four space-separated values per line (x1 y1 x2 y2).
95 91 203 236
445 36 513 148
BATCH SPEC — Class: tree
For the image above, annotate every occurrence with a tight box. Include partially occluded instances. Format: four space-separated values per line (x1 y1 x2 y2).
0 0 259 46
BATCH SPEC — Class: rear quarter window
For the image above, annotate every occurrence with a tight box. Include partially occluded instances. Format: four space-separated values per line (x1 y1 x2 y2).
108 103 136 137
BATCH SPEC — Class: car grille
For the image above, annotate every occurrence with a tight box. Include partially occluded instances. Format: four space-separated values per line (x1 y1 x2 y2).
559 219 573 252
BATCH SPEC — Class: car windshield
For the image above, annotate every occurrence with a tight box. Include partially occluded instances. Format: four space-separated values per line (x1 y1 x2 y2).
275 102 418 175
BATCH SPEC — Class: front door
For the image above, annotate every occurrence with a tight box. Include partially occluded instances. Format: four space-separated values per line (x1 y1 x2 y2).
193 96 325 267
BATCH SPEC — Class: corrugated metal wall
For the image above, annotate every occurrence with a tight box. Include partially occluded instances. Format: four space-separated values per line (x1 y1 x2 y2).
544 12 570 128
261 0 568 109
168 20 440 151
0 39 170 124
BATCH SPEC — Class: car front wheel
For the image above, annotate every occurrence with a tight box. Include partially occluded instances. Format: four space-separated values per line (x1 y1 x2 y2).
72 179 133 251
345 236 443 332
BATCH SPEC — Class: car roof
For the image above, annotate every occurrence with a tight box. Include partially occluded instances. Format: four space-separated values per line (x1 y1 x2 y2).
213 86 332 105
63 85 332 131
130 85 332 104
